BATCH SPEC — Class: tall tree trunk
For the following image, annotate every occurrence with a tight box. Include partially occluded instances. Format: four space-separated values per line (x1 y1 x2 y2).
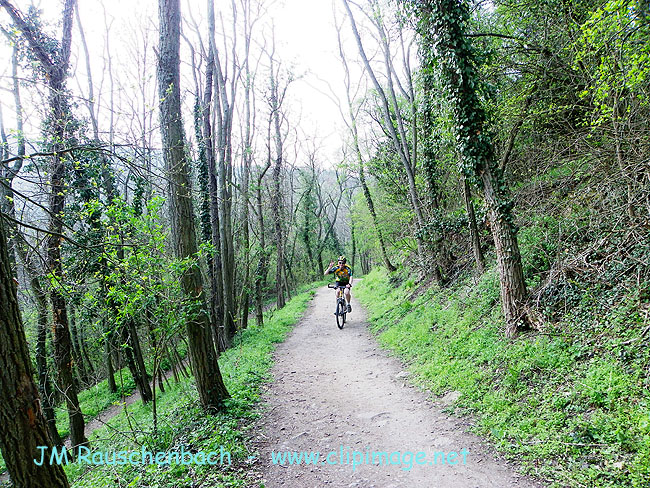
204 1 228 350
254 161 271 327
335 15 396 273
48 9 88 456
0 213 70 488
463 176 485 273
342 0 430 267
269 57 286 309
239 0 254 331
195 97 221 347
213 44 237 342
158 0 229 409
419 0 528 335
419 46 447 281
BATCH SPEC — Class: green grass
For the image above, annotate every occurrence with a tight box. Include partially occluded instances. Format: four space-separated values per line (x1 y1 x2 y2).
1 283 316 487
61 284 315 487
0 366 139 474
356 267 650 488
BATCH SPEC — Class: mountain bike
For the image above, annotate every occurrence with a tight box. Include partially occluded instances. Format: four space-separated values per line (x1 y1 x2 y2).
327 283 348 329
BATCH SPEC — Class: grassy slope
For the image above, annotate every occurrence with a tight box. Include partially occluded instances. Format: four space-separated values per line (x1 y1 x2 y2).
355 268 650 488
1 283 318 487
63 285 316 487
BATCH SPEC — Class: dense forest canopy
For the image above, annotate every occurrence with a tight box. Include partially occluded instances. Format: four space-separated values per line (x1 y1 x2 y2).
0 0 649 486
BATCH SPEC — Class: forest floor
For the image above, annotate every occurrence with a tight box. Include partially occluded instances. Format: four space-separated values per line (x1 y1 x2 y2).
0 360 188 485
63 359 190 450
2 283 554 487
253 284 546 487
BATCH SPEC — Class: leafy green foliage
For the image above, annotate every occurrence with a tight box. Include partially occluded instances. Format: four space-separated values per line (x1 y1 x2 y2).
576 0 650 125
11 287 315 488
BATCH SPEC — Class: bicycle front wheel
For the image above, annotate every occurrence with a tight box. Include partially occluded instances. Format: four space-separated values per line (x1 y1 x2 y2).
336 299 345 329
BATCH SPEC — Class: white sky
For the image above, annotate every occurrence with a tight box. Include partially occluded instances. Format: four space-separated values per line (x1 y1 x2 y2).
0 0 369 167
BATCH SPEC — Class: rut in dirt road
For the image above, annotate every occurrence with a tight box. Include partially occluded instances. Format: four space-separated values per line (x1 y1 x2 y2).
256 284 545 488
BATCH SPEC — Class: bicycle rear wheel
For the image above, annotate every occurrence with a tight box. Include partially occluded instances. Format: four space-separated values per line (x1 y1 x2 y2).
336 299 345 329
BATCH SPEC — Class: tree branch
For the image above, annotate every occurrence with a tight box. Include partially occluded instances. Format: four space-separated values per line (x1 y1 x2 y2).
0 0 54 70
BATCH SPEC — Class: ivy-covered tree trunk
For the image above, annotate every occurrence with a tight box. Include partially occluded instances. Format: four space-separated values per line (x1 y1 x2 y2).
0 214 70 488
195 96 226 352
194 47 227 352
269 55 287 309
47 78 89 456
157 0 229 409
415 0 528 335
255 161 271 327
1 0 89 452
462 176 485 273
419 52 449 281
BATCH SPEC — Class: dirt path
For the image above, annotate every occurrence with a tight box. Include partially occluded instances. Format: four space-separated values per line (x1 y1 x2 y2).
255 285 545 488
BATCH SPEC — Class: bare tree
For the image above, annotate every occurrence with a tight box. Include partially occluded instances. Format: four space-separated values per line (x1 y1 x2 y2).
266 34 293 309
342 0 442 281
334 15 396 272
213 1 239 341
238 0 263 330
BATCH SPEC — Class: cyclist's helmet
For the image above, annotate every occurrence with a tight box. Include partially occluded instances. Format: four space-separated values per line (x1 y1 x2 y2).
338 255 346 264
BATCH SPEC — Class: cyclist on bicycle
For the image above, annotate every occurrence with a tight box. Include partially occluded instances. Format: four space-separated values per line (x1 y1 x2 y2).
325 255 353 313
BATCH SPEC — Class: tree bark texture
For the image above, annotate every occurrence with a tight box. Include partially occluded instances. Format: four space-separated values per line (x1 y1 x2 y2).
421 0 528 335
158 0 229 409
0 215 70 488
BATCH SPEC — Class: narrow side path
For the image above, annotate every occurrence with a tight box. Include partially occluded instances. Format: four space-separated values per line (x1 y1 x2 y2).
256 284 545 488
